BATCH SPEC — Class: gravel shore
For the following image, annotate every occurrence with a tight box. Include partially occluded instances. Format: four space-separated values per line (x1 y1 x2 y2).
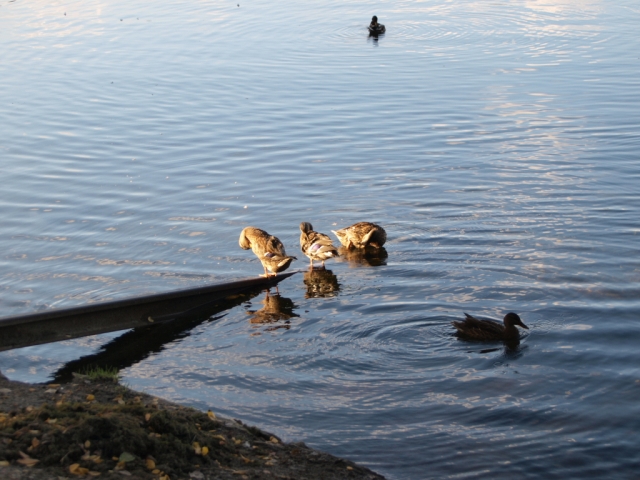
0 371 385 480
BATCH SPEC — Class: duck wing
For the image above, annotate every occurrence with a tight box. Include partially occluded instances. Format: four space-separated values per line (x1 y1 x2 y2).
332 223 368 248
303 231 338 257
261 235 296 272
261 256 292 273
452 313 505 339
266 235 287 256
332 222 386 248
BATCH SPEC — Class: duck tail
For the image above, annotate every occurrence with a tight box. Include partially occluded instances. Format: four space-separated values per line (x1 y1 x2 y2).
360 228 376 246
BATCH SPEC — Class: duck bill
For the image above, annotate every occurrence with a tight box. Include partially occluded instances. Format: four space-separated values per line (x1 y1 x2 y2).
520 322 529 330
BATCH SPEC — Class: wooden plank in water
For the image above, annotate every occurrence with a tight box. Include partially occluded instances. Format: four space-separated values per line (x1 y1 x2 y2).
51 291 259 383
0 272 297 352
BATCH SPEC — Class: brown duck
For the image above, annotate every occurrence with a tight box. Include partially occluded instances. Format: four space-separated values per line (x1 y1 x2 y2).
299 222 339 269
239 227 297 277
452 312 528 341
332 222 387 249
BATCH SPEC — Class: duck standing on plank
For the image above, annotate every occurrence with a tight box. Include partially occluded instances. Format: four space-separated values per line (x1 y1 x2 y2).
239 227 297 277
332 222 387 249
299 222 340 270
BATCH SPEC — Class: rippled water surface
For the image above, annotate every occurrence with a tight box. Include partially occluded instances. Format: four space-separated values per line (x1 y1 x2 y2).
2 0 640 477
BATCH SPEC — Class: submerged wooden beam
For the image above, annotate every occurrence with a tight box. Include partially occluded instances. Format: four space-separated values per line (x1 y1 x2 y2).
51 289 269 383
0 272 297 352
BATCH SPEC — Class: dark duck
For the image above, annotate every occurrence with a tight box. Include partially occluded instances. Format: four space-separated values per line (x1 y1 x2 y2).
452 312 529 342
369 15 386 35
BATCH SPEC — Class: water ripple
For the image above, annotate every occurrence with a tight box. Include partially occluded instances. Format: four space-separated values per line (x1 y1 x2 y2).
2 0 640 478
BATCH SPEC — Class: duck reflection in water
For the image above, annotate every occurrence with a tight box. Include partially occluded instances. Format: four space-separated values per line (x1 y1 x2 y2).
303 268 340 298
246 289 299 332
338 246 388 267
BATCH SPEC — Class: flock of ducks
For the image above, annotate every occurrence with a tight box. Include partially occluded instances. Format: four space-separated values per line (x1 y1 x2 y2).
239 221 529 344
239 221 385 277
234 19 530 345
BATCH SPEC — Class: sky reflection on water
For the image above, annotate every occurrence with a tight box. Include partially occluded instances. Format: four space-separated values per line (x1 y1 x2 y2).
2 0 640 477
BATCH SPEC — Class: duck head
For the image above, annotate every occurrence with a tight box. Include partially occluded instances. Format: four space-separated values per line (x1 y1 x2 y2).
300 222 313 234
504 312 528 330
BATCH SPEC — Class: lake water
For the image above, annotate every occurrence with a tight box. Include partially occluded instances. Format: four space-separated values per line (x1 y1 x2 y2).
2 0 640 477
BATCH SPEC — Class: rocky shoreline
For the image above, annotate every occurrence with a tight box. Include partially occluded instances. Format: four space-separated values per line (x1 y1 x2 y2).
0 371 385 480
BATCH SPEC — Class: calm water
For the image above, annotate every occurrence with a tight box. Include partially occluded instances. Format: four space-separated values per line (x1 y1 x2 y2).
2 0 640 477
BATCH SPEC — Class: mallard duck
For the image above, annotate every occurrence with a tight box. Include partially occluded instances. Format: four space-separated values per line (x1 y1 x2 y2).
239 227 297 277
299 222 339 269
332 222 387 249
452 312 529 342
368 15 386 35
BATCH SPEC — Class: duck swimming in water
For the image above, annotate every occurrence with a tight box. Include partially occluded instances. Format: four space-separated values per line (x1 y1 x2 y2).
332 222 387 249
369 15 386 35
239 227 297 277
452 312 529 342
299 222 339 270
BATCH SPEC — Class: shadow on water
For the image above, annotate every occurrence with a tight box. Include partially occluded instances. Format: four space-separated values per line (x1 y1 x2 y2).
500 342 528 361
463 338 529 360
367 24 385 45
303 268 341 298
51 289 266 384
367 34 383 46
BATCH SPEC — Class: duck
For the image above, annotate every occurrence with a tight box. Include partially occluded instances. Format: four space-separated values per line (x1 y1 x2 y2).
368 15 386 35
332 222 387 249
452 312 529 342
239 227 297 277
299 222 339 270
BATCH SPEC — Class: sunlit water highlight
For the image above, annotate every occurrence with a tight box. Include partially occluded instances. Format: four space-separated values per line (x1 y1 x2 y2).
1 0 640 477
